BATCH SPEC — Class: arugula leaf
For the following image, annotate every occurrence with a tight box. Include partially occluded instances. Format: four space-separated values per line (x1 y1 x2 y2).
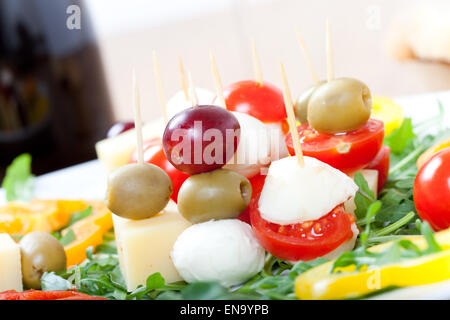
41 272 72 291
68 206 93 226
59 229 76 246
1 153 35 202
353 172 376 219
384 118 416 154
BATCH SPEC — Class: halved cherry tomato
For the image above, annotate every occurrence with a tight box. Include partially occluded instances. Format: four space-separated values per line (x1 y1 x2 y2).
285 119 384 173
0 289 107 300
250 194 354 261
223 80 287 123
130 138 189 202
364 145 390 192
413 147 450 231
238 174 267 224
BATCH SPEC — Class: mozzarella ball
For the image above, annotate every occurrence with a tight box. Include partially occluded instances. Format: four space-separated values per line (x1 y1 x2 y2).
223 112 272 178
265 121 290 161
171 219 265 286
166 88 216 119
259 156 358 225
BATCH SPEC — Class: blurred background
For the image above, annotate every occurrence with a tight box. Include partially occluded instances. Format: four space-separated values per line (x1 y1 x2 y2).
1 0 450 178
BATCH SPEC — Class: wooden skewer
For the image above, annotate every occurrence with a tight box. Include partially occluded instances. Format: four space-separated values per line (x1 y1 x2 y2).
188 71 199 107
295 27 320 84
280 62 304 167
251 39 263 86
152 50 169 124
326 20 334 82
178 54 190 102
209 51 226 108
132 69 144 165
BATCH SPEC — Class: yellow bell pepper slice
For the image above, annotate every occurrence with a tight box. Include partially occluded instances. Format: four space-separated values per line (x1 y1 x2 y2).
295 228 450 300
417 138 450 169
371 96 404 136
0 200 86 235
63 201 113 267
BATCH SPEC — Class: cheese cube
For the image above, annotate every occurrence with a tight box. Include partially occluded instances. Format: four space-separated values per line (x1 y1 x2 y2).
113 201 191 291
344 169 379 214
95 118 164 173
0 233 23 292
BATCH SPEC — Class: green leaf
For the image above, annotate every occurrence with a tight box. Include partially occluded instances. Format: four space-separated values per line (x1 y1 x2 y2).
41 272 72 291
180 282 229 300
384 118 416 154
1 153 35 202
353 172 376 219
146 272 165 290
59 229 76 246
68 206 93 226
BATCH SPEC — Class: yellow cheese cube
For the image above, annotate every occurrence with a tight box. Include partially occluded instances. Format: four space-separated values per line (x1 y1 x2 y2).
113 201 191 291
0 233 23 292
344 169 379 214
95 118 164 173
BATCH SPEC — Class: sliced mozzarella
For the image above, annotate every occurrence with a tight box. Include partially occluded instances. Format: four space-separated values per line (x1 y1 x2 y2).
166 88 215 119
321 223 359 260
259 156 358 225
265 121 290 161
171 219 265 286
223 112 272 178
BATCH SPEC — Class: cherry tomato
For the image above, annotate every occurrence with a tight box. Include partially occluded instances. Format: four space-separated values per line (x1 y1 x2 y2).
285 119 384 173
413 147 450 231
107 121 135 138
250 195 355 261
0 289 107 300
364 145 390 192
223 80 287 123
131 138 189 202
162 105 240 174
238 174 267 224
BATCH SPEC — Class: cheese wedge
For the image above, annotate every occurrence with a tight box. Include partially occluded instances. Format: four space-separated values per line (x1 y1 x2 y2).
95 118 165 173
344 169 379 215
112 201 191 291
0 233 23 292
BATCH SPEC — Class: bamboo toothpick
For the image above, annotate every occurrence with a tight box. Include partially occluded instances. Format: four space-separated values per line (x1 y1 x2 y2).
251 39 263 86
132 69 144 164
295 28 319 84
326 20 334 82
178 54 190 101
188 71 199 107
280 62 304 167
209 51 226 108
152 50 168 124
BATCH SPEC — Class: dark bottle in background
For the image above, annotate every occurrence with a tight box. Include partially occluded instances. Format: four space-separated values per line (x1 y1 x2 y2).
0 0 113 180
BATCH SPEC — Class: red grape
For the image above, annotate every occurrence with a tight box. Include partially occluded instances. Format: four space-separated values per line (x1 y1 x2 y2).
162 105 240 174
107 121 135 138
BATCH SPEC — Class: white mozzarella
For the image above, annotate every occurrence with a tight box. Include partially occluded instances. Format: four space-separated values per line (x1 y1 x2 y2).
171 219 265 286
258 156 358 225
166 88 215 119
224 112 272 178
265 122 290 161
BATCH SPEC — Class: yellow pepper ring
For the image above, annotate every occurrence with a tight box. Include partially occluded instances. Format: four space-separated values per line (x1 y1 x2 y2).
371 96 404 136
295 228 450 300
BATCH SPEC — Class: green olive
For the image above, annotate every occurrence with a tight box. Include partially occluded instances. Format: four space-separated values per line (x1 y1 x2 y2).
177 169 252 224
307 77 372 133
106 163 173 219
19 232 66 289
294 81 326 123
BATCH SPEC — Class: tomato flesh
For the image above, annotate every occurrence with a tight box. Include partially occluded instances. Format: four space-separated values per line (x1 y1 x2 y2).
285 119 384 173
413 147 450 231
238 174 267 224
250 195 354 261
364 145 390 192
0 290 107 300
131 138 189 202
223 80 287 123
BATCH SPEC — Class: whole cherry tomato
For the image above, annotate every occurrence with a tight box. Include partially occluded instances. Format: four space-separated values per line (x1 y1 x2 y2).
223 80 286 123
413 147 450 231
131 138 189 202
